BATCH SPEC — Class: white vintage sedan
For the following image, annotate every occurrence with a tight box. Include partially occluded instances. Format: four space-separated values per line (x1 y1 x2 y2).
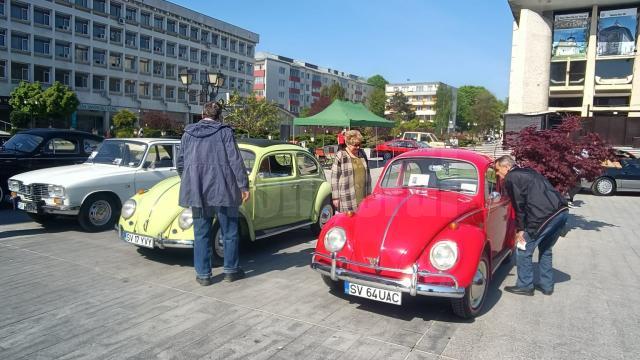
8 138 180 232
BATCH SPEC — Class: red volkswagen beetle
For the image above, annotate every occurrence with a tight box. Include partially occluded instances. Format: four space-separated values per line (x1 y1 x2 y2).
312 149 515 318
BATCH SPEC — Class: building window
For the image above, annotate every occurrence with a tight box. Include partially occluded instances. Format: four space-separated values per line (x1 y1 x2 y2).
55 13 71 31
34 7 50 26
548 97 583 107
593 96 630 106
220 55 227 69
595 59 634 84
93 75 105 91
201 51 209 65
190 26 198 40
11 62 29 81
125 7 136 21
125 80 135 95
93 49 106 65
34 65 50 83
167 19 176 33
140 35 150 51
178 87 186 101
154 16 163 30
278 91 285 99
221 36 228 50
0 29 4 47
110 27 122 43
178 45 187 60
153 84 162 98
93 23 106 40
34 37 50 55
246 63 253 75
110 2 122 18
140 12 150 26
229 58 236 71
153 61 163 76
75 72 89 89
109 52 122 69
179 23 187 37
125 31 136 48
93 0 106 14
11 2 28 21
247 45 254 57
139 82 149 97
75 18 89 35
201 30 209 43
255 77 264 84
11 32 29 52
279 67 285 75
211 53 218 66
166 64 175 78
239 42 245 55
124 55 136 71
166 86 175 99
139 58 150 73
212 34 219 47
190 48 198 62
75 0 88 8
55 69 71 86
109 78 121 93
238 61 245 73
166 42 176 56
0 60 6 79
278 79 285 87
230 39 237 52
75 45 89 63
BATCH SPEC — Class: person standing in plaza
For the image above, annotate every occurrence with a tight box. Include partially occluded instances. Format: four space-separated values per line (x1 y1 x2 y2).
177 101 250 286
494 155 569 296
331 130 371 213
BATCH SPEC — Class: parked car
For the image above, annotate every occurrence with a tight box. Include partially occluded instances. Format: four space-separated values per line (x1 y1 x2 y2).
0 130 11 147
1 129 103 203
401 132 446 148
582 157 640 196
312 148 516 318
372 139 429 161
8 138 179 231
117 140 333 257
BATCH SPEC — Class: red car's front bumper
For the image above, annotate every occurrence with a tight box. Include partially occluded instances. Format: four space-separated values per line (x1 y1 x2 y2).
311 252 465 299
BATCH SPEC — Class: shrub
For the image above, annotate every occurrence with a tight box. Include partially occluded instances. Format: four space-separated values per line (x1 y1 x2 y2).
113 109 137 129
115 128 135 138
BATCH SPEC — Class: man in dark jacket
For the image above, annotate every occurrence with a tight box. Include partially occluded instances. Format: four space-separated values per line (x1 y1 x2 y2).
495 155 569 296
177 101 249 286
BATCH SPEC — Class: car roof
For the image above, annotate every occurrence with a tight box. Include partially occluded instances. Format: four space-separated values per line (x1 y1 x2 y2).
238 139 306 152
19 128 103 139
105 138 180 144
395 148 494 166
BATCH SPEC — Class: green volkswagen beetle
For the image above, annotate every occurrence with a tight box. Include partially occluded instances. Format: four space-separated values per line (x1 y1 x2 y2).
116 139 334 257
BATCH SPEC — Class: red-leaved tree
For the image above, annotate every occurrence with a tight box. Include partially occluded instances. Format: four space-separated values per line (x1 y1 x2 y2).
509 116 615 194
308 96 332 116
141 111 175 131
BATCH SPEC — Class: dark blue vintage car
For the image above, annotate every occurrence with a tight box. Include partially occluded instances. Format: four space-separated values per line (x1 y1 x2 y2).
583 157 640 196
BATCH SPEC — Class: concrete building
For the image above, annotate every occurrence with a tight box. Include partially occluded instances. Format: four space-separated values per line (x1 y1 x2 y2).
253 52 374 115
507 0 640 145
385 82 458 129
0 0 258 133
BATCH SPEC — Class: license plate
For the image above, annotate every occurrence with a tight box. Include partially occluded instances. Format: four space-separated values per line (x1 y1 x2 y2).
122 232 154 248
17 202 37 213
344 281 402 305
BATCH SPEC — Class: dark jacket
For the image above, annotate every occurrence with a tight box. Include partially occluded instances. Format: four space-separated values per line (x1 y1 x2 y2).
504 167 568 236
177 119 248 208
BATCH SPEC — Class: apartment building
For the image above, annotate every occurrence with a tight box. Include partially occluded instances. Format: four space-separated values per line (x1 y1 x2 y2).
0 0 258 132
385 82 457 129
253 52 374 115
507 0 640 145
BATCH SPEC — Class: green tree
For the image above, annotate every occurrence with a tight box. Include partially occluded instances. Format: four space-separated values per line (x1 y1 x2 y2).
434 84 453 135
299 107 310 118
41 82 79 123
470 90 503 135
456 85 486 131
366 88 387 117
225 91 280 137
9 81 46 129
387 91 414 121
113 109 137 137
320 83 345 101
391 119 435 137
367 75 388 90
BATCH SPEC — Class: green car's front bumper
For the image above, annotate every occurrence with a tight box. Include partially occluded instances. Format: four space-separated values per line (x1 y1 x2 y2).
116 224 194 249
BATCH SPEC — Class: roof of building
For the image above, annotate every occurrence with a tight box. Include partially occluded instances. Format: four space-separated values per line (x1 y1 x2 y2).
508 0 639 21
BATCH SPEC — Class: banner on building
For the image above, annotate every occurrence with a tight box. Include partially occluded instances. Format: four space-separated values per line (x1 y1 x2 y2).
597 8 637 56
552 13 590 59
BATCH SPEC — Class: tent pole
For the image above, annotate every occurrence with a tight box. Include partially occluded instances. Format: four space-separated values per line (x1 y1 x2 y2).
375 127 379 168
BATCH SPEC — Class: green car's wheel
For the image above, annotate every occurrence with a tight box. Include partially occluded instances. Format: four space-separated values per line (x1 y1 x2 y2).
311 197 334 236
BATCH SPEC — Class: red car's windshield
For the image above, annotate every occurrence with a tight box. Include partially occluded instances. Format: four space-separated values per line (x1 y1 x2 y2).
380 157 479 194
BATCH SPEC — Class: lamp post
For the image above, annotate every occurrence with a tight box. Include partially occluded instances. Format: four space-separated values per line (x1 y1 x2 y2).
179 69 225 124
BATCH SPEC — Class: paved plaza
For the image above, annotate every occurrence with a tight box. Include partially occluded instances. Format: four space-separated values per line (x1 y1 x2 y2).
1 183 640 359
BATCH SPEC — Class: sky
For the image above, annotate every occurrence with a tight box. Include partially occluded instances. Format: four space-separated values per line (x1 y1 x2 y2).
173 0 514 99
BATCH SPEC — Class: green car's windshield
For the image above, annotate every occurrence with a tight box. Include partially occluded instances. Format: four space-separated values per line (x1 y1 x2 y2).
3 134 44 153
380 157 478 194
89 140 147 167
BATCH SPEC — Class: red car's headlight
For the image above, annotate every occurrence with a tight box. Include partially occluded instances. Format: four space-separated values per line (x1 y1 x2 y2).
324 227 346 253
429 240 458 271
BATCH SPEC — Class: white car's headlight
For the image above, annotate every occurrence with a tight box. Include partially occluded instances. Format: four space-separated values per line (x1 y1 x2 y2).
324 227 347 253
178 208 193 230
121 199 137 219
429 240 458 271
47 185 65 197
8 179 20 192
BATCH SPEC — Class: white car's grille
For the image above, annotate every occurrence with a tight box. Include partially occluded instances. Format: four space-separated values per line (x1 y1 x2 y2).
14 182 48 202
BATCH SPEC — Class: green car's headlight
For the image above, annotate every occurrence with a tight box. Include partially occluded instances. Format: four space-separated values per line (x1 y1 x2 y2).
178 208 193 230
121 199 137 219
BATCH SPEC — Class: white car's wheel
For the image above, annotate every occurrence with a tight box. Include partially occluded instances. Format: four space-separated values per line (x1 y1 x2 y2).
78 194 120 232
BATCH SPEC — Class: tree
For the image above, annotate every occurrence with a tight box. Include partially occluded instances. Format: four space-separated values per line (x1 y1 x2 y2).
367 75 388 90
225 91 280 137
41 82 79 123
509 116 615 194
366 88 387 117
320 83 345 101
470 90 503 135
434 84 453 135
141 111 174 131
456 85 486 131
387 92 414 121
299 107 310 118
308 96 332 116
9 81 46 129
391 119 435 137
112 109 137 137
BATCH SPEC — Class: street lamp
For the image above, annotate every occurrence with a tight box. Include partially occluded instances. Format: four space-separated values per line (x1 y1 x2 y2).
179 69 225 124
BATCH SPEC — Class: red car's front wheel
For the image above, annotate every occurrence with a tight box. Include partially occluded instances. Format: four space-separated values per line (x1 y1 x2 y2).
451 253 490 318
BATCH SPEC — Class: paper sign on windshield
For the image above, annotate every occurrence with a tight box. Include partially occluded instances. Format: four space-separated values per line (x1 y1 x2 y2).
408 174 430 187
461 183 477 192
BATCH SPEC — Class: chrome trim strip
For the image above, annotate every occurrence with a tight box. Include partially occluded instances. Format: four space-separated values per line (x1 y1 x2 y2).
255 221 313 240
491 248 512 275
311 262 464 299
